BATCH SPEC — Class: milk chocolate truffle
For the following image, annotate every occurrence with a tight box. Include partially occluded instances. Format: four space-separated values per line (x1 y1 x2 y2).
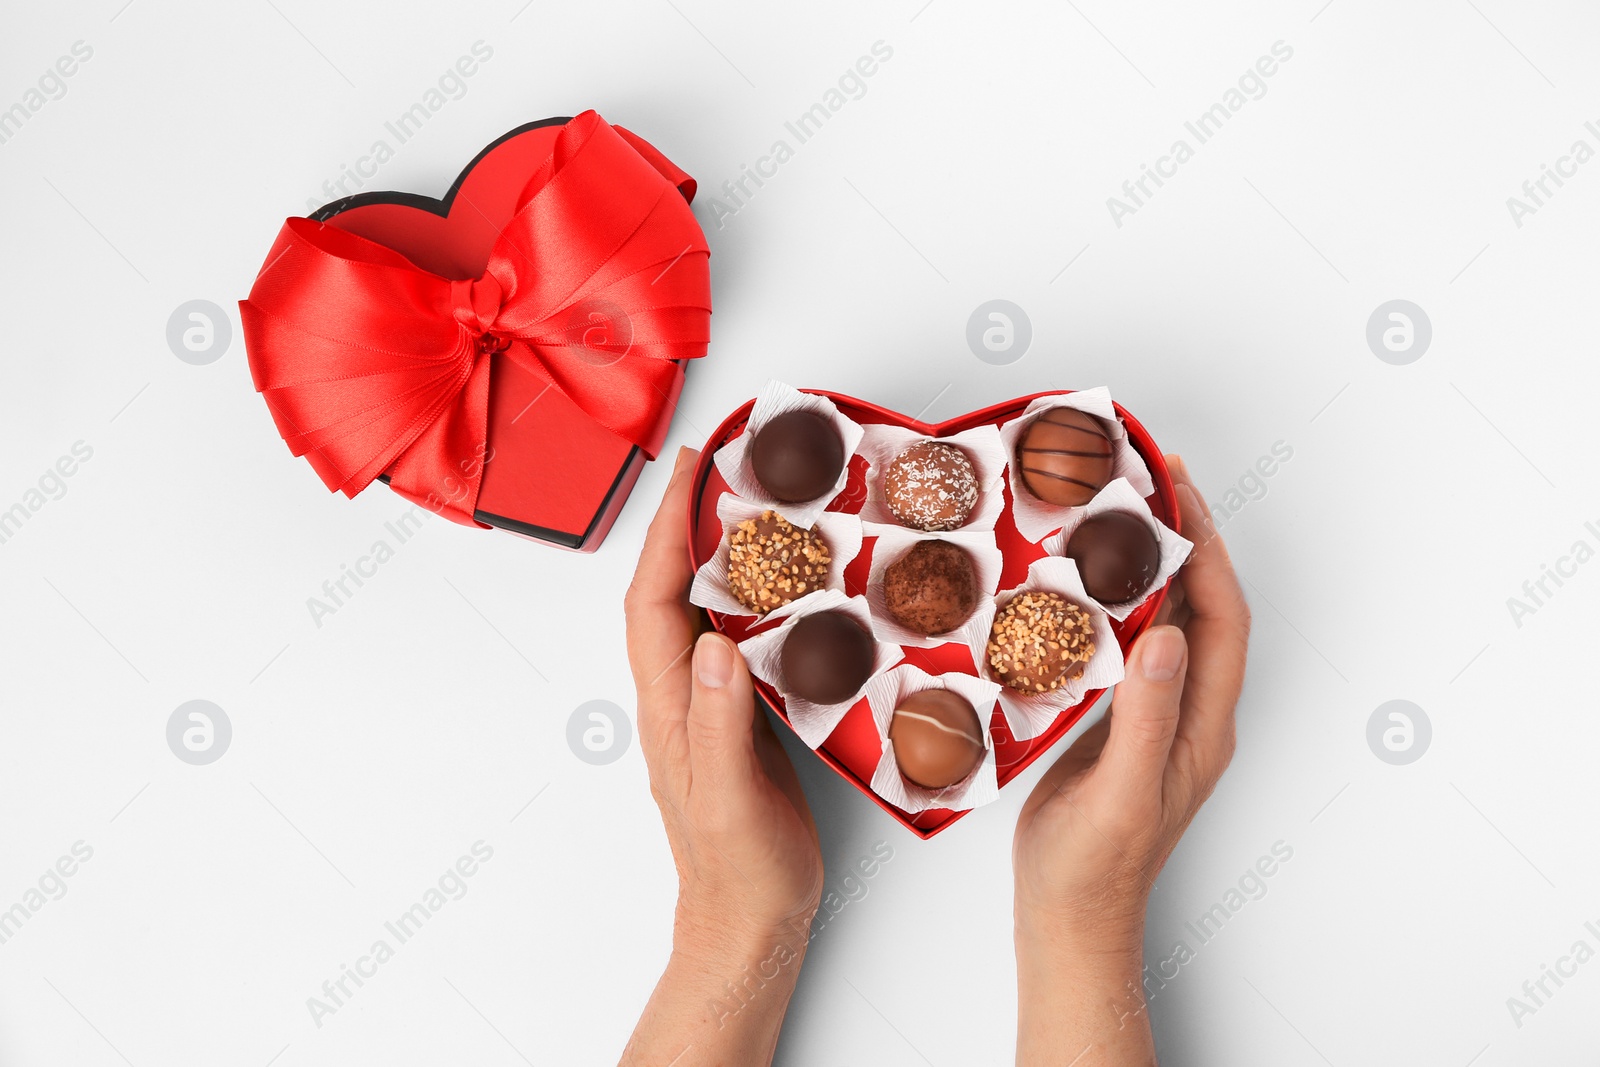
986 591 1096 693
1065 511 1161 605
890 688 985 790
882 540 979 635
1016 408 1114 507
781 611 876 705
884 441 979 531
727 510 831 614
750 410 846 503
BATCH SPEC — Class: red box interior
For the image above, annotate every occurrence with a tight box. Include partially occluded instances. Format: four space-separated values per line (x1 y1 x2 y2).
688 390 1178 838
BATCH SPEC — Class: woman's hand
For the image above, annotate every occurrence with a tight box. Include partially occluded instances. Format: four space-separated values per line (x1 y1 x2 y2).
621 447 823 1066
1012 456 1251 1065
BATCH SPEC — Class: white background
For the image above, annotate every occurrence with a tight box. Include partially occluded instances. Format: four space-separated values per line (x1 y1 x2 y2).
2 0 1598 1064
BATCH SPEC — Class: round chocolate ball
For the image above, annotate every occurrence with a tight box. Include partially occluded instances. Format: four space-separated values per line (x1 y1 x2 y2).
781 611 876 705
884 441 979 531
750 410 845 503
890 688 985 790
1065 511 1161 605
1016 408 1113 507
882 540 979 636
727 510 832 614
986 591 1096 693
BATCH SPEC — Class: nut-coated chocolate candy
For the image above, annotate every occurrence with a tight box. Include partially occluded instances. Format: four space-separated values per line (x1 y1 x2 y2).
727 510 831 614
890 688 985 789
781 611 876 705
884 441 978 531
882 540 979 636
1064 510 1161 605
1016 408 1113 507
750 410 846 503
986 591 1095 693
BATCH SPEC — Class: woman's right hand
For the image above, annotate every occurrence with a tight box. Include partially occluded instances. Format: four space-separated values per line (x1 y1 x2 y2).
1012 456 1251 1064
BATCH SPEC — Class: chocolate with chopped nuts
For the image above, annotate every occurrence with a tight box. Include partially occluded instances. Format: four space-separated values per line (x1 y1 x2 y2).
986 590 1095 693
727 510 832 614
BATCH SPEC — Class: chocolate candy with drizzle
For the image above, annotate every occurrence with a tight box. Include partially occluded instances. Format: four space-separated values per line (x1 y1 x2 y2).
889 688 986 789
1015 408 1114 507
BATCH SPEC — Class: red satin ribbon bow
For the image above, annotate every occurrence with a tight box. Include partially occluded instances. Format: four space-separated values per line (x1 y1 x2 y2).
240 111 711 527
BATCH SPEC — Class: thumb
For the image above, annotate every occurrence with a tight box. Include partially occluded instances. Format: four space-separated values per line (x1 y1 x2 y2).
686 632 763 793
1097 626 1187 802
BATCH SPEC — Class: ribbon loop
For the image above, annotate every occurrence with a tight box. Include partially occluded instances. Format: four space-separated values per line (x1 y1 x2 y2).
240 111 711 527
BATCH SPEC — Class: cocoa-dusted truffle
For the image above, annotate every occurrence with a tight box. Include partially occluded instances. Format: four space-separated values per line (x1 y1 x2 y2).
750 410 845 503
986 591 1096 693
1016 408 1113 507
884 441 978 531
890 688 985 789
882 540 979 636
1065 511 1161 605
727 510 831 614
781 611 876 705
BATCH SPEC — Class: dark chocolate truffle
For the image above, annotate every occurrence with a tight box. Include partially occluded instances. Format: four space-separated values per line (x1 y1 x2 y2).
750 410 845 503
781 611 876 705
890 688 985 789
882 540 979 636
1016 408 1113 507
986 591 1096 693
1065 511 1161 605
884 441 979 531
727 510 831 614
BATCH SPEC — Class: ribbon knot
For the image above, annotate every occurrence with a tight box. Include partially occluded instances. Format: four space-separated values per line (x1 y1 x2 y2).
451 275 507 337
239 111 711 528
475 331 512 357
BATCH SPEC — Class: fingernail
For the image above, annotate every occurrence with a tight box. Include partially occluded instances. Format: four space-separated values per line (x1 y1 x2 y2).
694 632 733 688
1138 627 1185 682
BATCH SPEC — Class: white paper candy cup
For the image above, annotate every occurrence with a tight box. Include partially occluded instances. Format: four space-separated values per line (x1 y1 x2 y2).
1041 478 1193 621
863 665 1003 814
689 495 863 618
738 591 902 749
712 380 866 529
997 387 1155 543
860 526 1004 649
855 423 1007 532
960 555 1126 742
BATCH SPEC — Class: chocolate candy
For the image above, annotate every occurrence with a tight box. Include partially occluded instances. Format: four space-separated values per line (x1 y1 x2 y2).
1016 408 1113 507
884 441 978 531
750 410 846 503
1065 511 1160 605
986 591 1095 693
882 540 979 636
727 510 831 614
781 611 876 705
890 688 985 789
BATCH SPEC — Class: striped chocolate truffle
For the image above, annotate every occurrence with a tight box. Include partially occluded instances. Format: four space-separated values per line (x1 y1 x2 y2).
1015 408 1113 507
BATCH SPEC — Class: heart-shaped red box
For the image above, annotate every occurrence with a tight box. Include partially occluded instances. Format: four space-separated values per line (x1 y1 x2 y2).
689 391 1179 838
304 117 701 551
